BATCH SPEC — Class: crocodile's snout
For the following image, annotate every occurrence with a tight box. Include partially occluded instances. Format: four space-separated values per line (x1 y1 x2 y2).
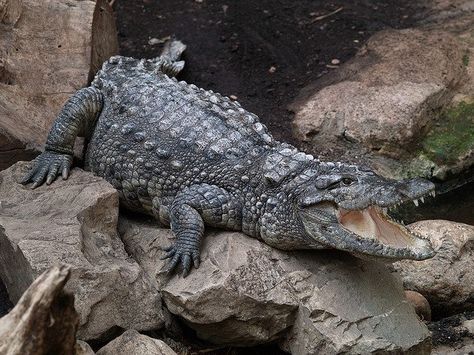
298 170 436 261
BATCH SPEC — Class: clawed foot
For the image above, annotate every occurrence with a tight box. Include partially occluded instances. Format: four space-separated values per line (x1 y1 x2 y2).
160 243 200 277
21 151 73 188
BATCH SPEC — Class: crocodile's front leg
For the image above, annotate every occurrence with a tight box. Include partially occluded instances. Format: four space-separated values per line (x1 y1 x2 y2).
162 184 242 276
21 87 103 188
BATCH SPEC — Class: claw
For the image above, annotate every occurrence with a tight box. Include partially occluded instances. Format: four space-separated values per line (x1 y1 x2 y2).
160 248 176 260
164 253 180 274
193 253 200 269
62 166 70 180
182 254 191 277
31 167 48 189
46 165 59 185
20 168 36 185
163 245 174 252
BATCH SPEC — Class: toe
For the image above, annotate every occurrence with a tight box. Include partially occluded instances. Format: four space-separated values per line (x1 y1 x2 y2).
192 252 200 269
31 167 48 189
20 167 36 185
182 254 191 277
61 165 70 180
164 253 180 274
160 248 176 260
46 164 60 185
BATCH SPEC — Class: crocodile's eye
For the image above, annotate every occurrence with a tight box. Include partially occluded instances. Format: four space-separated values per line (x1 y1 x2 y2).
341 177 354 186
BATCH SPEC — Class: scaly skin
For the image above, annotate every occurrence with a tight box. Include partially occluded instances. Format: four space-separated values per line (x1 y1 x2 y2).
22 41 436 276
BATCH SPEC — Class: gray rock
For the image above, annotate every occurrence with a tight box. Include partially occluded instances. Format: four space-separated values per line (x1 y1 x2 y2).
290 28 469 180
96 330 176 355
393 220 474 315
0 162 164 341
119 216 431 353
75 340 96 355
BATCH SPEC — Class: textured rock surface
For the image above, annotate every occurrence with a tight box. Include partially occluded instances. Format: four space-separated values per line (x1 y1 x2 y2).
430 311 474 355
96 329 176 355
0 162 164 341
290 28 468 179
75 340 96 355
393 220 474 315
119 215 431 353
0 265 78 354
0 0 118 169
433 342 474 355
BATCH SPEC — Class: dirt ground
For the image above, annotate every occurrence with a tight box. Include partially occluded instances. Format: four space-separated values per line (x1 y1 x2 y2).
116 0 426 144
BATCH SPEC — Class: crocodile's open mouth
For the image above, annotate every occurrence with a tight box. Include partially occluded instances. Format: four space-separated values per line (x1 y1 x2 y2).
301 199 435 260
337 206 416 248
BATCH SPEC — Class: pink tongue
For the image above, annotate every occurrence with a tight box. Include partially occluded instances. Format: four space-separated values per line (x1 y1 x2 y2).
338 207 413 247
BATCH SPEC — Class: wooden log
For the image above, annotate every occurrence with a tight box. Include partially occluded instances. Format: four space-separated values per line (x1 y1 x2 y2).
0 0 118 170
0 265 79 355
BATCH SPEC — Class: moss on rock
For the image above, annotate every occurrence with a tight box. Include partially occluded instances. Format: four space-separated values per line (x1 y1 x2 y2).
462 53 469 67
421 101 474 165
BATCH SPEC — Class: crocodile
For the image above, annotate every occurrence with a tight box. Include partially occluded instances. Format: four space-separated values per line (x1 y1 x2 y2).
21 40 436 276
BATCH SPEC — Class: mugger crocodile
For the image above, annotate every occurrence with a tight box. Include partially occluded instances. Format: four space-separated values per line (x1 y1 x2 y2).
21 40 436 276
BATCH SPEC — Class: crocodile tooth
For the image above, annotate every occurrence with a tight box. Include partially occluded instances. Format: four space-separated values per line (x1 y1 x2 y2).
420 197 424 204
413 199 419 207
430 190 436 198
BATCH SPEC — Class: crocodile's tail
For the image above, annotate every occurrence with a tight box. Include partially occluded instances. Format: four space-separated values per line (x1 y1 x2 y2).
156 39 186 77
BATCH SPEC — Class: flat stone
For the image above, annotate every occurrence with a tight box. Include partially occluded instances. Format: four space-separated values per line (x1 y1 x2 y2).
119 216 431 353
0 162 164 341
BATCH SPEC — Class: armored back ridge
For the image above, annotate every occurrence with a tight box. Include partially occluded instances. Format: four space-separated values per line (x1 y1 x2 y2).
22 40 436 276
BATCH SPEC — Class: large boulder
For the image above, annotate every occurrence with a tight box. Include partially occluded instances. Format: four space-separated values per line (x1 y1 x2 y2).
0 0 118 170
96 329 177 355
290 28 471 180
119 216 431 354
393 220 474 316
0 162 164 341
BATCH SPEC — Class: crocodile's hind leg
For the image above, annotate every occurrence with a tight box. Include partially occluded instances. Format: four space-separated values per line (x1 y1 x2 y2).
153 39 186 77
21 87 103 188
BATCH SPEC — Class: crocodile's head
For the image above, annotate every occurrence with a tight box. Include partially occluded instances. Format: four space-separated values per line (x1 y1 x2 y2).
259 161 435 260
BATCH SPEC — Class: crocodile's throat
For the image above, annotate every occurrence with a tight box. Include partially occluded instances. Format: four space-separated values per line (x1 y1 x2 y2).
337 206 413 248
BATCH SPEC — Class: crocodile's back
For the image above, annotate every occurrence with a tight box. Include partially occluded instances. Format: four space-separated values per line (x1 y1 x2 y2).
85 56 277 212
